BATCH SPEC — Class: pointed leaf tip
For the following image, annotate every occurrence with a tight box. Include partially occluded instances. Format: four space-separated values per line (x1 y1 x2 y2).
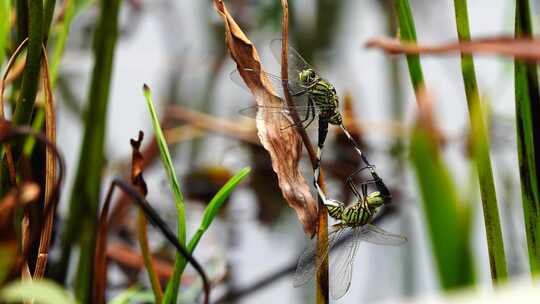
142 84 150 94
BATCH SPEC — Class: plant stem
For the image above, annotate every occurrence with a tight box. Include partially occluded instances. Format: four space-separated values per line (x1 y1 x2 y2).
12 0 43 126
453 0 508 282
394 0 424 91
514 0 540 275
57 0 122 301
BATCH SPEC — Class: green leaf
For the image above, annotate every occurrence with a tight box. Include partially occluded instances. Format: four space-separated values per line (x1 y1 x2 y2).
0 280 76 304
514 0 540 275
163 167 250 303
143 84 186 304
410 124 476 289
12 0 43 126
394 0 424 91
107 285 141 304
0 0 10 66
453 0 508 282
57 0 122 300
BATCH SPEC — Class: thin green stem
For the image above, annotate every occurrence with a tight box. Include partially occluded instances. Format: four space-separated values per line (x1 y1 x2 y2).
12 0 43 126
57 0 122 300
453 0 508 282
394 0 424 91
514 0 540 275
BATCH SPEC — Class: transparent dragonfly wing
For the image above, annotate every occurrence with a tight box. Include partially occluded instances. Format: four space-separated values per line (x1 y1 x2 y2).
237 104 335 129
269 38 312 76
293 225 355 287
329 226 362 299
356 224 408 245
229 68 307 99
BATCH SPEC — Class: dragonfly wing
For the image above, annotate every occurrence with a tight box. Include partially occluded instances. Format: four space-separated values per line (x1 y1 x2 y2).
238 104 334 130
230 68 307 97
293 225 350 287
329 226 360 299
269 39 312 74
356 224 408 246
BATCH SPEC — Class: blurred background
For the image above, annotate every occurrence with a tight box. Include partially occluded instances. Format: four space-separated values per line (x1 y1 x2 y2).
2 0 535 303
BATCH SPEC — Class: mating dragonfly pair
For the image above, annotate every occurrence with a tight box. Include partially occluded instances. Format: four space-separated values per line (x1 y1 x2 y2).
231 39 406 299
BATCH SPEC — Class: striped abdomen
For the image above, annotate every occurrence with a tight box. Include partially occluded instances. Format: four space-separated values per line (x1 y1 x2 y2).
325 200 344 220
341 204 373 227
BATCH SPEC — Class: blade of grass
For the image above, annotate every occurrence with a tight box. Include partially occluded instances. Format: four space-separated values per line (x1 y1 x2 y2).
137 211 163 303
57 0 122 300
0 0 10 66
24 0 85 155
163 168 251 303
394 0 424 92
42 0 57 44
165 167 251 279
11 0 43 127
453 0 508 282
514 0 540 275
162 165 250 302
143 84 187 304
409 91 476 288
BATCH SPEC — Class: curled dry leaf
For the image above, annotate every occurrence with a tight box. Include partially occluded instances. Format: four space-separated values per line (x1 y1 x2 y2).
366 36 540 62
213 0 317 235
130 130 148 196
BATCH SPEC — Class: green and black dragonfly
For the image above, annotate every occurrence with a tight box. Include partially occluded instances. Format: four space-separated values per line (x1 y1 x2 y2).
230 39 373 177
296 166 407 299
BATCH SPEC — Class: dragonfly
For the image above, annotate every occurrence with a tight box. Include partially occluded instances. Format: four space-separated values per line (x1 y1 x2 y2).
295 165 407 300
230 39 373 181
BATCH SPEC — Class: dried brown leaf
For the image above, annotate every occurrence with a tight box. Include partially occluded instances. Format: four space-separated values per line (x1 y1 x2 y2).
130 131 148 196
34 45 57 279
130 131 163 302
366 36 540 61
213 0 317 234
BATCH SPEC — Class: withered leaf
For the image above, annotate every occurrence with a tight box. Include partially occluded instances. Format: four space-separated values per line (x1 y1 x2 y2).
213 0 317 235
130 130 148 196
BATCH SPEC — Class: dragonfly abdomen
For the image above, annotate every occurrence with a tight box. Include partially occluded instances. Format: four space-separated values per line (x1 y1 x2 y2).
325 200 344 220
342 204 372 226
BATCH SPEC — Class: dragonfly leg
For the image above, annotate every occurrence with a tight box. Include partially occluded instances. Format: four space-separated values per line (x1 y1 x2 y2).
346 174 362 201
360 183 372 215
302 97 317 129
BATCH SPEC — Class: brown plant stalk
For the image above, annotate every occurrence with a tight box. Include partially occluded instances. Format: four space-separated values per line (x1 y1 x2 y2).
279 0 328 302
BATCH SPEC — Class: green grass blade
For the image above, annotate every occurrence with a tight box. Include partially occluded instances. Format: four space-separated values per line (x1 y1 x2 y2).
0 280 77 304
394 0 424 90
56 0 122 300
514 0 540 275
0 0 10 66
137 210 163 303
12 0 43 126
23 0 92 157
163 167 251 303
142 84 187 240
143 84 186 304
453 0 508 282
410 121 476 289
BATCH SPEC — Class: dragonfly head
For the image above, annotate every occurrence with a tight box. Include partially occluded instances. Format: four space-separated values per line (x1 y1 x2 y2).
298 68 317 85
